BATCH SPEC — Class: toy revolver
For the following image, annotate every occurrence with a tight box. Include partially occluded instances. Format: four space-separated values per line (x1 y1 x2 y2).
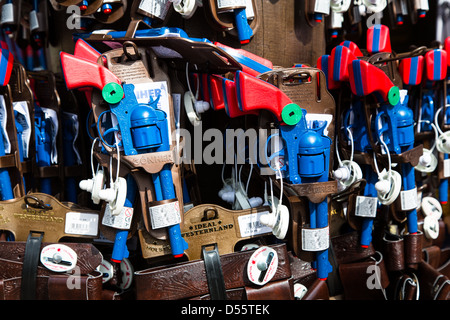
217 69 333 280
349 58 420 239
60 50 188 258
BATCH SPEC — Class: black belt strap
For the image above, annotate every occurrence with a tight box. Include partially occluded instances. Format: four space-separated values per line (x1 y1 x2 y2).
202 244 227 300
21 231 44 300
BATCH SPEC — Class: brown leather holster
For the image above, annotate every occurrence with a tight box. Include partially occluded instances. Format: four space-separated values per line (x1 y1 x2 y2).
0 241 109 300
331 232 390 300
135 244 295 300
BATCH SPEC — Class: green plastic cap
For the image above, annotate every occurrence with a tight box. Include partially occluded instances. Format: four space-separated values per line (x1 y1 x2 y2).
102 82 124 104
388 86 400 106
281 103 302 125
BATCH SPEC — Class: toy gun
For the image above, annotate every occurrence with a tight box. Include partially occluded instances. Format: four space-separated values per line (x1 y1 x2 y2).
111 174 137 263
366 24 392 55
60 51 188 258
230 69 333 280
0 119 13 200
62 112 79 203
34 105 53 195
349 59 420 239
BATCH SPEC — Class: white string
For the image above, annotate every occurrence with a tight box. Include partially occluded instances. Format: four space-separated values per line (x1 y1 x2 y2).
417 119 439 152
108 142 121 188
434 105 448 136
185 62 199 100
90 137 100 178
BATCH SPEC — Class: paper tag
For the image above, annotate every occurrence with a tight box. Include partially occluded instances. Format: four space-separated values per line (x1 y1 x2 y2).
138 0 171 20
217 0 247 10
245 0 255 18
1 3 14 24
65 212 99 236
183 202 194 213
0 95 10 154
102 205 133 230
444 158 450 178
301 226 329 251
314 0 331 14
238 211 273 237
133 81 172 145
400 188 418 211
40 107 59 164
355 195 378 218
305 113 333 136
13 101 32 158
149 200 181 229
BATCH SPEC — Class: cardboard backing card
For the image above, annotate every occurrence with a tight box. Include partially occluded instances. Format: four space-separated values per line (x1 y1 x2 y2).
0 193 99 242
139 204 273 260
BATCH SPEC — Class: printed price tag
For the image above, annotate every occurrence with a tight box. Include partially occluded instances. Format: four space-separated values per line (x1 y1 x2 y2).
65 212 99 236
138 0 171 20
301 226 329 251
102 205 134 230
400 188 418 211
217 0 247 10
1 3 14 24
149 200 181 229
355 196 378 218
444 158 450 178
238 211 272 237
29 10 39 31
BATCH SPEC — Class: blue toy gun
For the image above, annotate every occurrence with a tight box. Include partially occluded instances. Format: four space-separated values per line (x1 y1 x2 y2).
0 121 13 200
62 112 79 203
349 59 419 238
111 174 137 263
34 104 53 195
60 51 188 258
423 49 448 205
265 108 332 280
233 69 333 280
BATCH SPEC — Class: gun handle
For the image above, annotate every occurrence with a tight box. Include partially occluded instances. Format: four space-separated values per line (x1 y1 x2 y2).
60 52 121 91
0 48 13 86
74 39 102 63
340 40 363 57
209 75 225 111
398 56 424 86
330 45 357 82
424 49 448 82
224 76 258 118
235 71 291 121
348 59 399 105
317 55 340 90
366 24 391 55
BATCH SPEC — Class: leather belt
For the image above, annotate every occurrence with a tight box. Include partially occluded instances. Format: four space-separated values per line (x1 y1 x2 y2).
21 231 44 300
0 241 111 300
202 244 227 300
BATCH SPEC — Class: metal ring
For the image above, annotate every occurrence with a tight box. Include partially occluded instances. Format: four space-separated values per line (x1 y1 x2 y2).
122 41 141 61
24 195 52 210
